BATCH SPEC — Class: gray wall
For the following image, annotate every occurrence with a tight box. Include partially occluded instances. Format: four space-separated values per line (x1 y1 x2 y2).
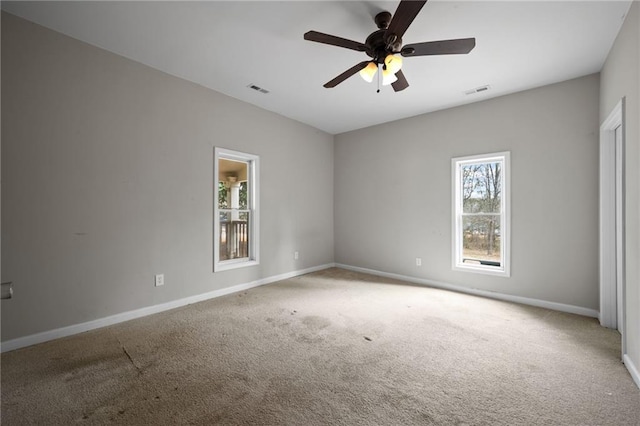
600 1 640 380
335 74 600 310
1 13 334 341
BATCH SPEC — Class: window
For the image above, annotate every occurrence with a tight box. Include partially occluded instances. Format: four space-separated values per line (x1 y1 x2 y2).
214 147 259 271
452 152 510 276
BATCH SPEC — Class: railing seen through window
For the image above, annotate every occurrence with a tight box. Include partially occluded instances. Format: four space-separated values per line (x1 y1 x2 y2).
214 148 259 271
218 162 249 261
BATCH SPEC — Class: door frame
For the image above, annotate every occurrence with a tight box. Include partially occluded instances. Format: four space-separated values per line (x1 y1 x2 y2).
599 98 625 356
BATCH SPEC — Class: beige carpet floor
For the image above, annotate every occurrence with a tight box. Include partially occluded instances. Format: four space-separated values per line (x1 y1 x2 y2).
2 268 639 425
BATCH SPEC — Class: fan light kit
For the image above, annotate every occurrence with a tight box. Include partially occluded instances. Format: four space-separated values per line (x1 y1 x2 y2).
359 54 403 85
304 0 476 93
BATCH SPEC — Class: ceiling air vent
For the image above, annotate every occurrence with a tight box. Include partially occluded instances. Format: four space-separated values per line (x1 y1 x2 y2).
247 84 270 94
464 85 491 96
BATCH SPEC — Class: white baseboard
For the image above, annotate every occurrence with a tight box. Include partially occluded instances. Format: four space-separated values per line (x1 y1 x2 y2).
623 354 640 389
0 262 604 353
335 263 600 319
0 263 335 353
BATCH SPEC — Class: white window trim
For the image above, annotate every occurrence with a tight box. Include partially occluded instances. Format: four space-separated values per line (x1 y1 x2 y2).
214 147 260 272
452 151 511 277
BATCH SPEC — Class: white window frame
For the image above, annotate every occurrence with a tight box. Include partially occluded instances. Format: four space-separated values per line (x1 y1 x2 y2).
452 151 510 277
214 147 259 272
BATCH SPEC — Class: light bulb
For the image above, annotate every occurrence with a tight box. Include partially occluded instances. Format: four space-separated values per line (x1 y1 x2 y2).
384 54 403 74
359 62 378 83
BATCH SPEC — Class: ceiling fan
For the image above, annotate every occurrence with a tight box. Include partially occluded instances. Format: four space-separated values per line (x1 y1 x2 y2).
303 0 476 92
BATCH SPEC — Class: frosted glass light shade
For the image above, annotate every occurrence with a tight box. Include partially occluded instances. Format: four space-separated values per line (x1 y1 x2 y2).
382 68 398 86
384 54 403 74
359 62 378 83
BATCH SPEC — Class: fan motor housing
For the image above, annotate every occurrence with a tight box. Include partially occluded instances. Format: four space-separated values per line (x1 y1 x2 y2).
365 29 402 62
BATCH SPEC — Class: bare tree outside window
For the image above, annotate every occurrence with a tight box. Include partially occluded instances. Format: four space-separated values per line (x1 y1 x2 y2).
462 162 501 261
453 152 509 276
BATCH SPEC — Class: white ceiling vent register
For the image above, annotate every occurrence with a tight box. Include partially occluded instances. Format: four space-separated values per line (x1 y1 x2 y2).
247 84 270 94
464 85 491 95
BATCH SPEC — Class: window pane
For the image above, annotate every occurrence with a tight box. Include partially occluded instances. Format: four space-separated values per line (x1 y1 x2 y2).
215 147 259 271
453 152 508 276
462 162 502 214
218 158 249 209
219 211 250 261
218 182 228 209
239 181 248 210
462 215 501 266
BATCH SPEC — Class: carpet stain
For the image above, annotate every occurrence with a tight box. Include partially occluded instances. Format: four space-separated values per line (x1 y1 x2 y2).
295 334 325 344
301 315 331 330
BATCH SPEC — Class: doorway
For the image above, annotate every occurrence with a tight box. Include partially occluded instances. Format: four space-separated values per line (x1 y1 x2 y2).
599 98 625 355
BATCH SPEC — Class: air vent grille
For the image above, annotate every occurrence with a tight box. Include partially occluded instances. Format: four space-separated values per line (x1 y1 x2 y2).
247 84 270 94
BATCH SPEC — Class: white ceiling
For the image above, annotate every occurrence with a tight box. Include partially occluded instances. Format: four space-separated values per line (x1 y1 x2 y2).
2 1 632 135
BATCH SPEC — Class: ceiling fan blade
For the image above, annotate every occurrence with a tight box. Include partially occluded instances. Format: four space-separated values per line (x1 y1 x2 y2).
401 38 476 57
392 70 409 92
323 61 371 88
385 0 427 40
304 31 367 52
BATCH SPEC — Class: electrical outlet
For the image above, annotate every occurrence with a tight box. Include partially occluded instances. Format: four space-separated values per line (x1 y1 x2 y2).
155 274 164 287
294 251 299 260
416 258 422 267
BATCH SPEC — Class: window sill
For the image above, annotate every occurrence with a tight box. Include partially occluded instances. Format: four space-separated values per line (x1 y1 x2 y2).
453 263 510 278
214 259 259 272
